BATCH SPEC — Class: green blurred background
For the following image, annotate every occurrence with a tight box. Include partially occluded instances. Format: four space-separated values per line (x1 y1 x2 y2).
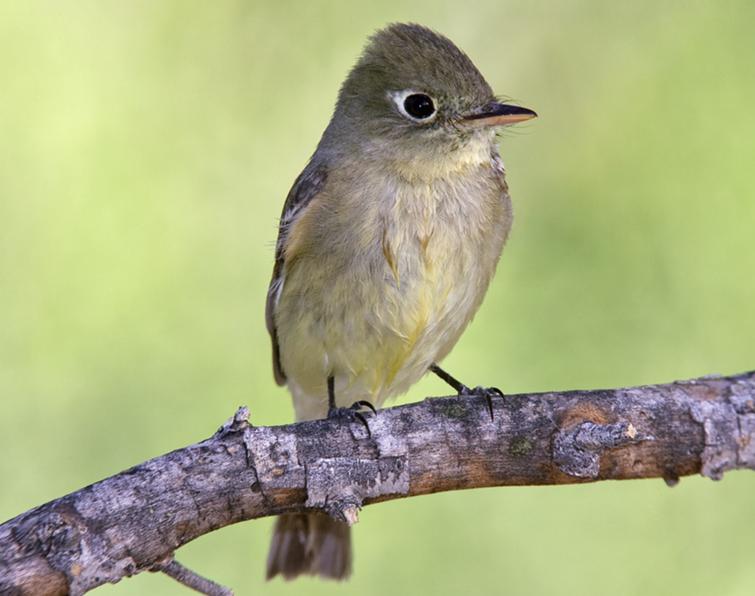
2 1 754 594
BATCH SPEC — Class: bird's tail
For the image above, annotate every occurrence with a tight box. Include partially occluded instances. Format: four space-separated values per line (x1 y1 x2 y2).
266 512 352 581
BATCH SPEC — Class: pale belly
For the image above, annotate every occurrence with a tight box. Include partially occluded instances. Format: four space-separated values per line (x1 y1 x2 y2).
275 181 511 421
278 249 488 418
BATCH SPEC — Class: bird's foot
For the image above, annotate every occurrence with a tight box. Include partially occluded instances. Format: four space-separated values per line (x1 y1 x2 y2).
429 364 504 420
459 384 504 421
327 400 376 436
326 376 376 434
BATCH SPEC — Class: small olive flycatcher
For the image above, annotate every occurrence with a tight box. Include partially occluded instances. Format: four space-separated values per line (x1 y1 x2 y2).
265 22 536 581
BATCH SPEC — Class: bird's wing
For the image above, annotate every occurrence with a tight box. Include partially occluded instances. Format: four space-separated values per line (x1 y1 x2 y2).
266 163 328 385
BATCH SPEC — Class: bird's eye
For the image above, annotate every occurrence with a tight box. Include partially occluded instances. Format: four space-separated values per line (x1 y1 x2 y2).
403 94 435 119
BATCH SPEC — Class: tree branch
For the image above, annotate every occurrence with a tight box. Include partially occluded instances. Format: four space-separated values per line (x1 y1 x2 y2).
2 371 754 594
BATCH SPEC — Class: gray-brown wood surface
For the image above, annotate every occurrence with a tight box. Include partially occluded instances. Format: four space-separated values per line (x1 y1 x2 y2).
2 371 754 595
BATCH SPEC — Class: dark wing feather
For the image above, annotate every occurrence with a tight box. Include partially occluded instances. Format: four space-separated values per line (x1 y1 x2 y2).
266 163 328 385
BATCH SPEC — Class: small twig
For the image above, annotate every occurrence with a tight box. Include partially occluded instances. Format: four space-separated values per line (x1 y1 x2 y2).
159 559 233 596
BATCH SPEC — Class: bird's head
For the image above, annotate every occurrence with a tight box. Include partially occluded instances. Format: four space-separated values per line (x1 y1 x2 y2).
322 23 536 167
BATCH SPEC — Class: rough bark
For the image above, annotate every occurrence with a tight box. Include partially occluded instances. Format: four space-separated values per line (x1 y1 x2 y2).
1 371 754 595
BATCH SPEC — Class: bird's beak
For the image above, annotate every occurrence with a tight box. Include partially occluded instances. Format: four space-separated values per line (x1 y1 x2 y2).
462 102 538 128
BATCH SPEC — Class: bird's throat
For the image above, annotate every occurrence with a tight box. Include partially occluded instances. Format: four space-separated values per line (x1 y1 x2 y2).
381 134 496 184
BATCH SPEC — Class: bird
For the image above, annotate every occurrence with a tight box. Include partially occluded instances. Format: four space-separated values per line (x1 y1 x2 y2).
265 22 536 581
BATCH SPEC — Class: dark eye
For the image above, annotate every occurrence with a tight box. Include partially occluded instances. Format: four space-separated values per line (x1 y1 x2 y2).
403 94 435 119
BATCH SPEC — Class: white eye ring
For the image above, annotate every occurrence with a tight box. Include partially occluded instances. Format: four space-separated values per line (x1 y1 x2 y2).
388 89 438 123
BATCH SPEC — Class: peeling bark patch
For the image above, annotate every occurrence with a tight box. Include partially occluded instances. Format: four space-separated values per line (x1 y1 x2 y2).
247 428 298 487
690 399 743 480
729 380 755 414
305 456 409 521
738 415 755 467
553 421 651 478
728 380 755 470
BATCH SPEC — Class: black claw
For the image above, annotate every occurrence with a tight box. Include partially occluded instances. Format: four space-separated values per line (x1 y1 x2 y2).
324 376 375 436
326 402 374 437
351 400 377 415
467 387 505 421
485 394 495 422
349 401 376 436
353 411 371 435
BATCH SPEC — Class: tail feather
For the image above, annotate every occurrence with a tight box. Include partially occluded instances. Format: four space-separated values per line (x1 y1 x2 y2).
266 512 352 581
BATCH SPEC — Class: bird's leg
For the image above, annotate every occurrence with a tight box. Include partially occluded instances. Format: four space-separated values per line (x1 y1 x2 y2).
429 364 503 421
326 375 376 434
428 364 466 394
327 375 337 414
